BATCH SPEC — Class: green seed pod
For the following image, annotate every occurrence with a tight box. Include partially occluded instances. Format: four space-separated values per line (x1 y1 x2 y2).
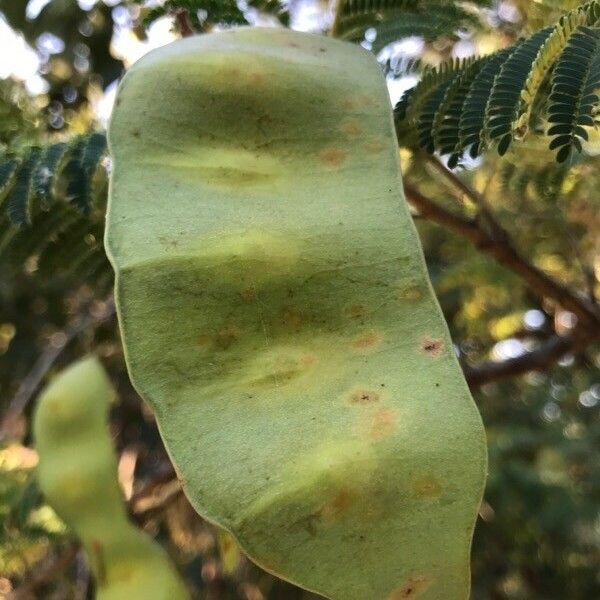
33 357 188 600
106 28 487 599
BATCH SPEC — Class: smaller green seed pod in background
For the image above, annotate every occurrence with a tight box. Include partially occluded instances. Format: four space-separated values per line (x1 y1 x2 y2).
33 356 188 600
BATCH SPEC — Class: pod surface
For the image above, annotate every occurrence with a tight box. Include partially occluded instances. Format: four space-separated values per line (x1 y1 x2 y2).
106 28 487 600
33 357 188 600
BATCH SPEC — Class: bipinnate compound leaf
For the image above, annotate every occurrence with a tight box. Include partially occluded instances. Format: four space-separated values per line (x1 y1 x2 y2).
33 357 188 600
106 28 487 600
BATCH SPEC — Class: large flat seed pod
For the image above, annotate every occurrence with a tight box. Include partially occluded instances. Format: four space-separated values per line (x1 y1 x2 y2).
106 28 486 600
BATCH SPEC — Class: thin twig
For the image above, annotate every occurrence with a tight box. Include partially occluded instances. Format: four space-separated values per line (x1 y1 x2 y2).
0 298 116 442
173 9 195 37
129 462 179 516
329 0 344 37
463 333 582 388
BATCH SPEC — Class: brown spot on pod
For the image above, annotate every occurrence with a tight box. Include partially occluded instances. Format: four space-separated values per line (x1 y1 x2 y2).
364 136 384 154
280 307 306 329
420 337 444 358
319 146 347 168
348 388 380 404
196 334 212 347
352 330 383 352
397 283 423 302
250 71 267 86
356 94 379 108
240 286 257 302
412 475 441 498
369 408 397 440
338 99 355 111
158 236 178 248
341 119 362 137
320 487 355 522
388 577 432 599
344 304 368 319
298 354 317 368
216 326 241 350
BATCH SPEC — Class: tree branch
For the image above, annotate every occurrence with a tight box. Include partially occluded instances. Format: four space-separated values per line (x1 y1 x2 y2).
463 333 581 388
173 9 195 37
404 182 600 329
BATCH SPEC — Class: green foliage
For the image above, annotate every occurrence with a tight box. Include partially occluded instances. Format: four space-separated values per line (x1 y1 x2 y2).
6 148 42 227
395 1 600 164
0 158 20 201
432 58 485 157
33 356 188 599
0 80 41 149
33 142 70 204
0 134 111 292
332 0 489 49
106 28 486 600
0 134 106 227
486 27 555 154
548 26 600 161
498 155 570 205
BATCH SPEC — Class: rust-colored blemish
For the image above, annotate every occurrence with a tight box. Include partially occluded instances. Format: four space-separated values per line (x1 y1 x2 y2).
319 146 347 168
389 577 432 599
412 475 441 498
221 66 241 79
250 71 267 86
349 388 380 404
364 136 385 154
344 304 368 319
398 284 423 302
369 408 397 440
352 330 383 352
420 337 444 358
216 325 241 350
357 94 379 108
280 307 305 329
299 354 317 368
240 286 257 302
252 351 315 387
158 236 178 248
196 334 212 347
341 119 362 137
338 99 355 111
321 487 355 521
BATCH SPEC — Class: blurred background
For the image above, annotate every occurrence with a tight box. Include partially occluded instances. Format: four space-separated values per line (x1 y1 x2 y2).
0 1 598 598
